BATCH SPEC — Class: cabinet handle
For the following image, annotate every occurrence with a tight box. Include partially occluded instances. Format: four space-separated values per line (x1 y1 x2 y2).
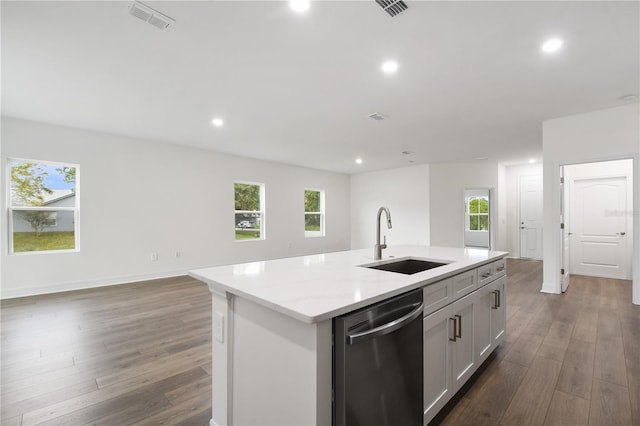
455 314 462 339
496 266 505 272
481 272 491 279
449 317 457 342
491 290 499 309
496 290 501 308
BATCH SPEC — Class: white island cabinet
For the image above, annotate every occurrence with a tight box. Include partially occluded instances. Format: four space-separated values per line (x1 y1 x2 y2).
189 245 507 426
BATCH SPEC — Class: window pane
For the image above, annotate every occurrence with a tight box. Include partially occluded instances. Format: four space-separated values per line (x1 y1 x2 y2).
468 198 479 214
12 210 75 252
234 183 260 211
469 215 478 230
305 214 321 231
479 198 489 213
235 213 261 240
305 190 320 212
479 215 489 230
10 161 76 207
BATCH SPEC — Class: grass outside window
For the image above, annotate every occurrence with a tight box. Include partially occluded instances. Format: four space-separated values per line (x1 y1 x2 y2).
13 231 75 252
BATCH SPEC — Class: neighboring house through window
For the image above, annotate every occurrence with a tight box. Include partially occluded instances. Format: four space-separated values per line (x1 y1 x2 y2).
8 159 79 253
305 189 324 237
234 182 264 241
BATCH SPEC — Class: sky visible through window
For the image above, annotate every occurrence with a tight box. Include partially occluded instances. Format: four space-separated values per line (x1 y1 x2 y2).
42 165 74 190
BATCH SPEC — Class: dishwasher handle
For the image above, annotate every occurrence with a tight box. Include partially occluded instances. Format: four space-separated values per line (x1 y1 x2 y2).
347 302 423 345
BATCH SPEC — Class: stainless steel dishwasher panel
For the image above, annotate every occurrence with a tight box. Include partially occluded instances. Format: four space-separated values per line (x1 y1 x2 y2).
334 288 423 426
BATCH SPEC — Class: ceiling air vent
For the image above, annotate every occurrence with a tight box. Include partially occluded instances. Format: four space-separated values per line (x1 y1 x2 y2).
128 1 175 30
375 0 408 17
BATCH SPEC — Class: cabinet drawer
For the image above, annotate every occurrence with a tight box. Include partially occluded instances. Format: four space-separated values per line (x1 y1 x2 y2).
493 258 506 277
479 258 507 286
423 278 453 316
452 269 478 298
478 263 493 285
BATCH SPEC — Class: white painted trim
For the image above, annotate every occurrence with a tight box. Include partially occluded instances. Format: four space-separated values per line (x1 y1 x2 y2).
0 268 193 299
540 281 559 294
633 153 639 305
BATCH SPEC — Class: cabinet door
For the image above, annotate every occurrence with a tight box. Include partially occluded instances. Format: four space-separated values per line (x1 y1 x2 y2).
491 276 506 344
474 284 493 363
423 306 453 425
450 294 476 392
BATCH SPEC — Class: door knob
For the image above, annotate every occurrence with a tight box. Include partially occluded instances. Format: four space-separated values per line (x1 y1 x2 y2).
617 232 626 236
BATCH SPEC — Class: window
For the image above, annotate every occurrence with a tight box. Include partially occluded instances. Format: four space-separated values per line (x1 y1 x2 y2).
304 189 324 237
234 182 264 241
8 159 79 253
466 196 489 231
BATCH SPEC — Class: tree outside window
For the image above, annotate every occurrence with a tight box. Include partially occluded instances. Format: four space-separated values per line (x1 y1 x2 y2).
467 196 489 231
234 182 264 240
9 160 79 253
304 189 324 237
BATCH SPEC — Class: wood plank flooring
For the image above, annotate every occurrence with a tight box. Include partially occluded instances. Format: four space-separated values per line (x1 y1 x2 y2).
1 277 212 425
1 259 638 425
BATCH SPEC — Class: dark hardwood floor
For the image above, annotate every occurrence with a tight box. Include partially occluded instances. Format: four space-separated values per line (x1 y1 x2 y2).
1 259 638 425
1 276 212 425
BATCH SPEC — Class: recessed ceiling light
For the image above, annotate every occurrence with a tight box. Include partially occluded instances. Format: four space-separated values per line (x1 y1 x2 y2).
381 60 399 74
289 0 310 13
541 38 563 54
212 117 224 127
529 158 536 164
620 94 638 101
355 158 363 165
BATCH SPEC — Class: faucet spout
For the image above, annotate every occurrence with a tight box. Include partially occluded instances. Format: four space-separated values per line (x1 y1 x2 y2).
374 207 392 260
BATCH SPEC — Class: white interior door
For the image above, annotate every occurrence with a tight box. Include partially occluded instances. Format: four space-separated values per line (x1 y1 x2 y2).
519 175 543 259
570 176 629 279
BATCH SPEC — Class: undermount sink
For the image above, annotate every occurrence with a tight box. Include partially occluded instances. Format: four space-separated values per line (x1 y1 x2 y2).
362 258 449 275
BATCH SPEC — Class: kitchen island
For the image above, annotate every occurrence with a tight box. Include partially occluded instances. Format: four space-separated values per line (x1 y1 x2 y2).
190 245 508 426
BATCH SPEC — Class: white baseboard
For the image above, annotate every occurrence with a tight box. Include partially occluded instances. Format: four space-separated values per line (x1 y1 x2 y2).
0 269 193 299
540 281 560 294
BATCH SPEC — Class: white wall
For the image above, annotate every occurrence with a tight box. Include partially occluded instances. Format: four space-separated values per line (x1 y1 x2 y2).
429 162 505 251
1 117 351 298
350 164 430 251
542 104 639 305
505 163 543 258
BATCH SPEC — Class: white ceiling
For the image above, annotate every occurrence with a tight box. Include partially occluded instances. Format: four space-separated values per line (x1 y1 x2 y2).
2 1 638 174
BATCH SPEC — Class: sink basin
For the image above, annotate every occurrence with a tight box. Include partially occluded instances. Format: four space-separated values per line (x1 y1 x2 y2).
363 258 449 275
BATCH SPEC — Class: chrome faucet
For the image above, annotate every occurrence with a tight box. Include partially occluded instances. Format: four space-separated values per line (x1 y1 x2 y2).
374 206 392 260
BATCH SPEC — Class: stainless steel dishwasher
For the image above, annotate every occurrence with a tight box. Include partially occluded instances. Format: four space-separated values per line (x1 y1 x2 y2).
334 288 423 426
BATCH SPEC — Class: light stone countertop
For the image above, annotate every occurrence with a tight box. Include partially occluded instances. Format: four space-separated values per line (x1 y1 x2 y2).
189 245 508 324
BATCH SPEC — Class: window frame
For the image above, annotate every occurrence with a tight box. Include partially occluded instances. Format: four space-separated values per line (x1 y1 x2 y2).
466 196 489 232
7 158 80 255
304 188 325 238
234 181 265 241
